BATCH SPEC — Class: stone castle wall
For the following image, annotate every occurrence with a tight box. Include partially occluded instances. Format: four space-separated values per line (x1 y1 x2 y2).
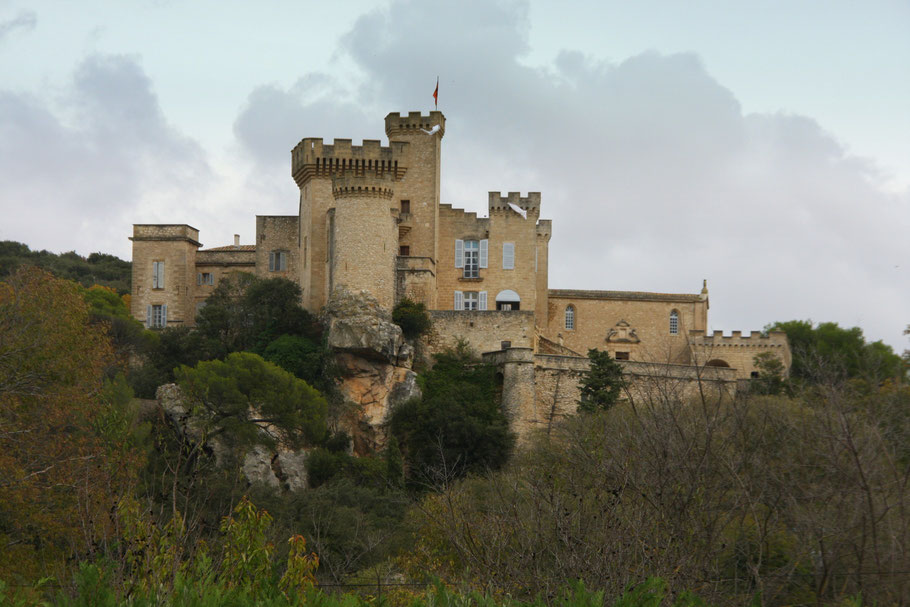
544 290 709 365
255 215 299 282
689 330 791 377
130 224 200 327
425 310 536 358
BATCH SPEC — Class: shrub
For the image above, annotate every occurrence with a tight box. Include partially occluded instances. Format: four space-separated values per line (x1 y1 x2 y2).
393 298 431 339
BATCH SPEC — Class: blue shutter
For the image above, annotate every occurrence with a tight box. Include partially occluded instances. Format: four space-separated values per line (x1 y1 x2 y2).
479 239 488 268
161 304 168 327
479 291 487 311
503 242 514 270
146 305 152 328
454 240 464 268
454 290 464 310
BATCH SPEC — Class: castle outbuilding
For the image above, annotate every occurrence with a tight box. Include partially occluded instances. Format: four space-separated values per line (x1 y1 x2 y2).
130 110 790 434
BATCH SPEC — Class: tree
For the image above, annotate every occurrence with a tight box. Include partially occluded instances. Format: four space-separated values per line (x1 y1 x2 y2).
195 274 320 355
390 344 514 487
769 319 903 384
752 351 787 395
0 268 140 583
175 352 328 450
577 348 625 412
392 297 432 339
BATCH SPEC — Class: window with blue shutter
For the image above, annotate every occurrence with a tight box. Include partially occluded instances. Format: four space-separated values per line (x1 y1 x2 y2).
502 242 515 270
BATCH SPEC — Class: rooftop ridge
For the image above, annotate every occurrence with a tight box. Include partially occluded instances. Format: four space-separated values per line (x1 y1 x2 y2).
549 289 702 303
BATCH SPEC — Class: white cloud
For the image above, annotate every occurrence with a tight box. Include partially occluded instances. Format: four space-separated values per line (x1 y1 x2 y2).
230 0 910 348
0 54 213 257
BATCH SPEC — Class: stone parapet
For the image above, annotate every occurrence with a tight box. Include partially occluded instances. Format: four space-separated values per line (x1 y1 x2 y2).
291 138 408 187
131 224 201 246
488 191 541 218
384 111 445 138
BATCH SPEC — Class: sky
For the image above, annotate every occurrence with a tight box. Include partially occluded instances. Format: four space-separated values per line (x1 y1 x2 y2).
0 0 908 350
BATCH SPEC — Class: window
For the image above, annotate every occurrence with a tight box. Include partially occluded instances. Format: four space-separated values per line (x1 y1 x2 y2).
147 304 167 328
502 242 515 270
269 250 287 272
455 239 488 277
463 240 479 278
669 310 679 335
454 290 487 310
400 199 410 214
197 272 214 286
614 351 630 361
399 245 410 256
152 261 165 289
565 305 575 330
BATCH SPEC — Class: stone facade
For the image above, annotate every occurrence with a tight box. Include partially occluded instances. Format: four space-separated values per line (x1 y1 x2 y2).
131 110 790 443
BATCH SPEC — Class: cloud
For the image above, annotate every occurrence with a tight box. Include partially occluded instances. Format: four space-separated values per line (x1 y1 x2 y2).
0 10 35 42
0 54 213 257
229 0 910 348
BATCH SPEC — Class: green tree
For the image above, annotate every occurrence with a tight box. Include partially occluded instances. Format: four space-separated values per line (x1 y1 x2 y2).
578 348 625 412
768 319 903 384
390 344 514 487
175 351 328 449
752 351 787 395
263 334 325 386
195 274 319 355
392 297 432 339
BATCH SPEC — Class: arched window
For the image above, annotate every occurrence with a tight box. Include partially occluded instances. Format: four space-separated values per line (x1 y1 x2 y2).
565 305 575 330
669 310 679 335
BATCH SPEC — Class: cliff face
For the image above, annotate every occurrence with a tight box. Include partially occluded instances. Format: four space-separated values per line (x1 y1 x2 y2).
322 288 421 454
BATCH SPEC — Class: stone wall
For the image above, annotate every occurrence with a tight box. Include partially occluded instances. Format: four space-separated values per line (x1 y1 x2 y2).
425 310 535 357
256 215 299 283
483 349 739 443
543 290 709 365
330 175 399 310
436 193 550 327
130 224 200 327
689 330 792 378
396 256 436 307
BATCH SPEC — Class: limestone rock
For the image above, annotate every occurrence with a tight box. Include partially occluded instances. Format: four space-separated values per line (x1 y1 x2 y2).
323 288 412 367
242 445 281 489
275 450 309 492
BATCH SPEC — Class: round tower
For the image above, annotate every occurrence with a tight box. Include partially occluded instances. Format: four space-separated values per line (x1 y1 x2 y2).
330 174 398 309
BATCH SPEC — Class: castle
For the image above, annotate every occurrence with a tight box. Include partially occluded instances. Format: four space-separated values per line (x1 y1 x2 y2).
130 111 790 433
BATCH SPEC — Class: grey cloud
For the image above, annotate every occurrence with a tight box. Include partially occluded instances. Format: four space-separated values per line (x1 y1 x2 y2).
0 10 35 42
232 0 909 347
0 54 213 258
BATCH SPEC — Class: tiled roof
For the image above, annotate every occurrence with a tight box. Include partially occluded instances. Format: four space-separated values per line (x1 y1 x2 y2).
548 289 703 303
198 244 256 252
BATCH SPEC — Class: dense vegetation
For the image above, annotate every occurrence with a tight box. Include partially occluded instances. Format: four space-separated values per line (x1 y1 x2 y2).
0 240 132 293
2 263 909 605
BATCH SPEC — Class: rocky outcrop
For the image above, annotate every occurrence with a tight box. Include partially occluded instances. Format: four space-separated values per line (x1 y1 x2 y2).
322 288 413 367
155 383 309 493
322 288 422 453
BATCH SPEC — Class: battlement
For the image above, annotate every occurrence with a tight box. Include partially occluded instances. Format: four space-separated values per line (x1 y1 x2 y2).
331 174 395 200
291 137 409 187
689 330 789 347
537 219 552 238
488 192 541 217
385 111 446 138
130 224 201 246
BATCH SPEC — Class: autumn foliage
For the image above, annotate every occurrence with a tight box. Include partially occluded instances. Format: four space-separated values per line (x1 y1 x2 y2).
0 268 139 582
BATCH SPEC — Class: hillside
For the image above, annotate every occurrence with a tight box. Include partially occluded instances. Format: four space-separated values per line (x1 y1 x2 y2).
0 240 131 293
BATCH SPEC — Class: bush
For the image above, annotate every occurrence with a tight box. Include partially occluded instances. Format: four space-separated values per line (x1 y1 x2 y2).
393 298 431 339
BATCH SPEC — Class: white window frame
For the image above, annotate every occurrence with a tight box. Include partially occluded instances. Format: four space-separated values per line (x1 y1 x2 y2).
454 290 487 311
565 305 575 330
455 239 489 277
463 240 479 278
502 242 515 270
152 261 165 289
669 310 679 335
197 272 214 286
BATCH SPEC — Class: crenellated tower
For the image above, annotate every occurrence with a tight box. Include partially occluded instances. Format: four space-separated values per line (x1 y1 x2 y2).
328 174 399 309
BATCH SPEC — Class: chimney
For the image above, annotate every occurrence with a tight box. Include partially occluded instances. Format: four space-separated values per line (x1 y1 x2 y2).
233 234 240 246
